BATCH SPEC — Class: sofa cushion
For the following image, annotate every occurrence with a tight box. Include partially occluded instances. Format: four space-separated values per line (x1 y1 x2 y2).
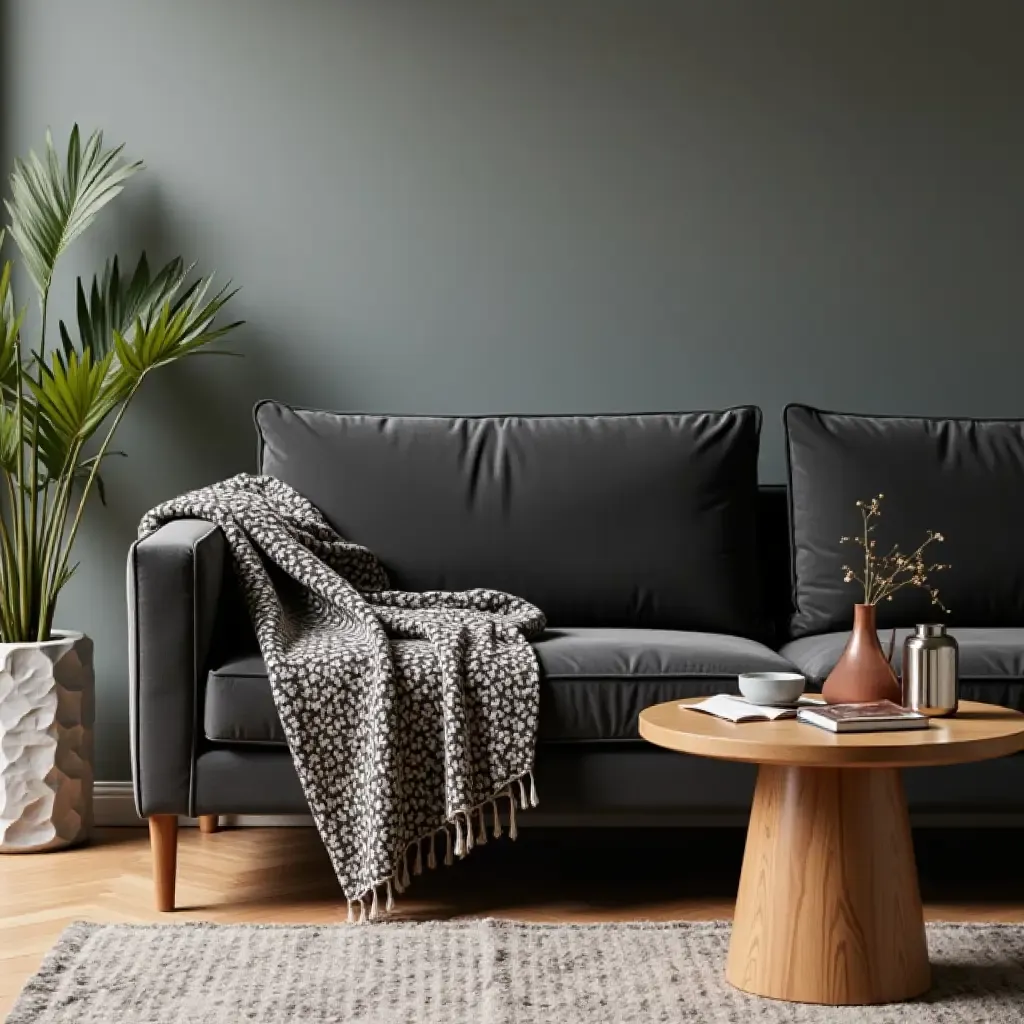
785 405 1024 638
781 628 1024 711
205 627 795 746
534 628 797 739
255 403 766 637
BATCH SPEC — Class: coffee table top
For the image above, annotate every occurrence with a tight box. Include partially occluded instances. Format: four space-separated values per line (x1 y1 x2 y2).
639 698 1024 768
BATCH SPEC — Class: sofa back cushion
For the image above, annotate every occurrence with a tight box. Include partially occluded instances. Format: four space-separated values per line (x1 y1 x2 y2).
785 404 1024 638
256 403 765 635
756 485 793 643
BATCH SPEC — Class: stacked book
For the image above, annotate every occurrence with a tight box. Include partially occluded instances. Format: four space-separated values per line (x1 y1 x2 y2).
796 700 928 733
687 695 928 732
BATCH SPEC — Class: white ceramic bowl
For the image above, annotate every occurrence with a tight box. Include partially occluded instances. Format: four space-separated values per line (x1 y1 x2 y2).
737 671 805 706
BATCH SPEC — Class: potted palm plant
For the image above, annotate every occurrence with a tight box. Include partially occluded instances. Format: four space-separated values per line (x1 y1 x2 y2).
0 127 241 852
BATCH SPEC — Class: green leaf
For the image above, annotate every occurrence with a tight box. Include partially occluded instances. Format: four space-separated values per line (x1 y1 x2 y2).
0 404 21 474
50 560 78 594
110 277 242 385
59 252 191 360
76 451 125 506
27 347 115 481
0 251 25 395
4 126 143 299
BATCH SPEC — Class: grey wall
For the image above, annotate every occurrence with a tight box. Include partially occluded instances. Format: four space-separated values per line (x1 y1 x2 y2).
2 1 1023 778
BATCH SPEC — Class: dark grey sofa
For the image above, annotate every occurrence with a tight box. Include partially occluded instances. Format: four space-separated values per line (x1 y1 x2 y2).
129 405 1024 911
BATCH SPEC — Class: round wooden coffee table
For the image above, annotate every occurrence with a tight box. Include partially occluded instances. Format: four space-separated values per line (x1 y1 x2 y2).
639 698 1024 1006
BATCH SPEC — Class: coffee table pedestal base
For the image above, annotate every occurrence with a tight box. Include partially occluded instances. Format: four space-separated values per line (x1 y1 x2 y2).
727 764 931 1005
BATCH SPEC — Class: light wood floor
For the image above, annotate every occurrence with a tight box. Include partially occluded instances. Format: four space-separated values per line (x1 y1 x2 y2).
3 825 1024 1015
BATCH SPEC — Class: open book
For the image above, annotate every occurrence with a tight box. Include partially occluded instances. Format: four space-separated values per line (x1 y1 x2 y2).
684 694 825 723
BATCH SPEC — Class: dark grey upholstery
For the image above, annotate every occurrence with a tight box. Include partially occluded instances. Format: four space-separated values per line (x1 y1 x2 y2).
786 405 1024 637
204 654 277 745
782 628 1024 711
128 406 1024 824
128 519 227 816
256 404 767 638
190 745 762 817
205 628 795 746
190 745 1024 818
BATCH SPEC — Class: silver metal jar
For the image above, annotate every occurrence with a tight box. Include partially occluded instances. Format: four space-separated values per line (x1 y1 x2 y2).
902 624 959 717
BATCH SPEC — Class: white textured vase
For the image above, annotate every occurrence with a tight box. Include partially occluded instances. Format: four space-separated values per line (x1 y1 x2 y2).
0 631 94 852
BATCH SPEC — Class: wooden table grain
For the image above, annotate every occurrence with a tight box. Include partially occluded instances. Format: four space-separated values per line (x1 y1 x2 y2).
639 698 1024 1005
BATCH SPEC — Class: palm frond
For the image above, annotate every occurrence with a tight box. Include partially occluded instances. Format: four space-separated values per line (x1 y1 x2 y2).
0 127 242 641
27 347 115 481
0 228 14 317
59 252 191 359
112 279 242 383
0 404 20 475
4 126 142 300
0 252 24 395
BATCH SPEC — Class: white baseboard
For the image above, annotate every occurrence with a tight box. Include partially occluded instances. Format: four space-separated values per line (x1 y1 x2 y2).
94 782 314 828
95 781 1024 829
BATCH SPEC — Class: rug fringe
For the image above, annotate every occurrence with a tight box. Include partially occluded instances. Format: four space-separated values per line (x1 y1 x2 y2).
344 767 537 923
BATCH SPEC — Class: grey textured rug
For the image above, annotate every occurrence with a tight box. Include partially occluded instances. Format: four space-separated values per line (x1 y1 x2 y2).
8 920 1024 1022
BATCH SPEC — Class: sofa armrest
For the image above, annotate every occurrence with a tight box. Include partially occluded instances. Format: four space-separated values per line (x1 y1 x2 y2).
128 519 228 817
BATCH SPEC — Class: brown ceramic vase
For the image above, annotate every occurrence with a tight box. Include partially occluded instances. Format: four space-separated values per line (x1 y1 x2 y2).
822 603 901 705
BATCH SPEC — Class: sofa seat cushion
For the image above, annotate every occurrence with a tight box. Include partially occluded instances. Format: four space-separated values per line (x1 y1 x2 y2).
205 627 795 746
533 628 794 739
781 628 1024 711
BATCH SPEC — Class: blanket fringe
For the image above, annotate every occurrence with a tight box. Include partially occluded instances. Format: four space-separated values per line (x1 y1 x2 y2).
401 845 412 889
345 767 536 923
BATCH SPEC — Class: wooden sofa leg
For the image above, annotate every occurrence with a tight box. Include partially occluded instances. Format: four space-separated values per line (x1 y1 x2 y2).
198 814 219 834
149 815 179 912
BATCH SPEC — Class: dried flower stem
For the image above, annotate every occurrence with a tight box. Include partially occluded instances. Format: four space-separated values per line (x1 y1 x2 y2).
840 494 950 612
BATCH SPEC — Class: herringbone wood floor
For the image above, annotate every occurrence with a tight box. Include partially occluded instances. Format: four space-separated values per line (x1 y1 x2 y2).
3 825 1024 1016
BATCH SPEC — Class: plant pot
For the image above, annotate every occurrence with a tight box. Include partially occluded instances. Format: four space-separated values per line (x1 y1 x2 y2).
822 604 901 705
0 631 94 852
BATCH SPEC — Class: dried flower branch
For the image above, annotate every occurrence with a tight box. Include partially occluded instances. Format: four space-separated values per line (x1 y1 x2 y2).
839 494 950 612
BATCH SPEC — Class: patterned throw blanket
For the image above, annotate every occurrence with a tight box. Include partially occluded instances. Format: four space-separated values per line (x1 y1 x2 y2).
139 475 545 919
